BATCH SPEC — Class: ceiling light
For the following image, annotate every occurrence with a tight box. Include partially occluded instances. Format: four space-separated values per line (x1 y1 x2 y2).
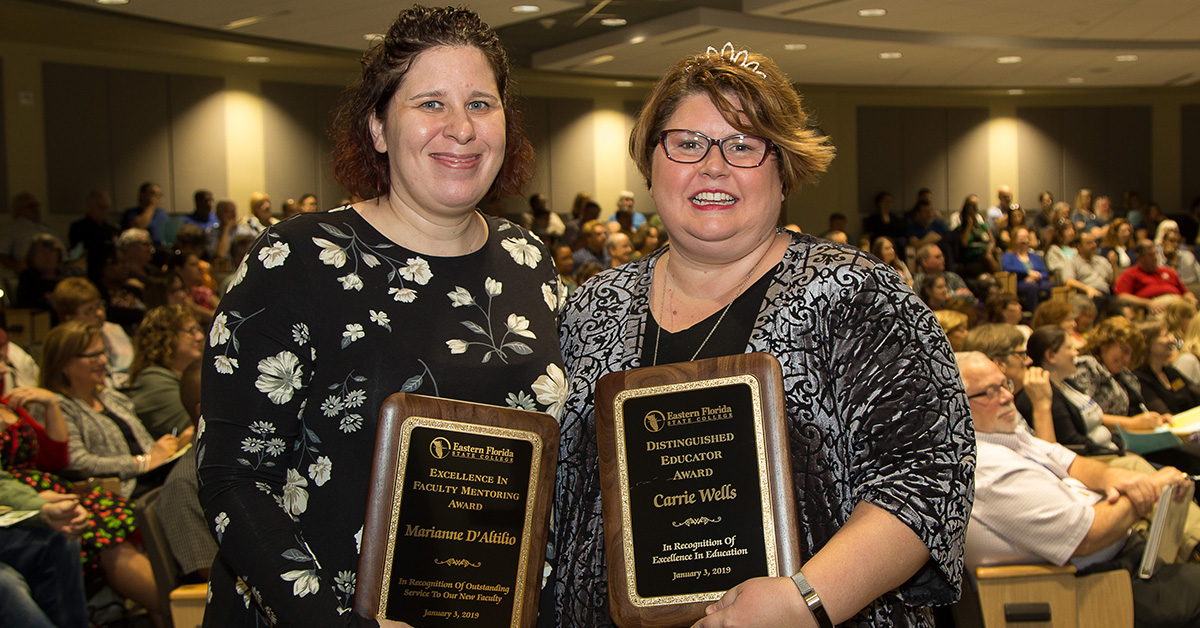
615 81 633 87
629 35 646 44
784 43 809 51
246 56 270 64
581 54 614 68
1066 77 1085 84
96 0 129 5
858 8 887 17
600 18 626 26
511 5 541 13
1115 54 1139 62
997 56 1022 64
879 52 902 60
1007 89 1025 95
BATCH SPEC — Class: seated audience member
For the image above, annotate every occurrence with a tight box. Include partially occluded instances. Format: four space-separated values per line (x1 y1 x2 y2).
128 305 204 439
1165 298 1196 347
959 351 1200 628
984 185 1012 229
1062 231 1113 300
1028 191 1055 235
1133 320 1200 415
1066 317 1169 432
818 211 847 240
1102 218 1137 274
1001 227 1054 312
630 223 662 261
41 321 188 498
116 227 157 292
609 191 641 237
0 470 89 628
862 191 906 262
907 199 952 269
173 225 217 288
1135 201 1167 242
1114 240 1198 313
1083 195 1113 236
573 262 605 288
935 310 969 351
1 193 57 277
529 194 565 249
920 275 951 311
957 195 998 278
913 243 976 305
1019 326 1122 455
871 236 913 288
1160 229 1200 297
606 232 634 268
1175 316 1200 385
234 192 276 238
168 252 219 320
219 234 256 298
68 190 119 286
562 193 597 250
0 327 39 392
51 278 135 388
572 218 611 268
279 198 301 220
963 323 1050 437
996 204 1035 252
297 193 319 214
1042 220 1078 283
181 189 218 233
121 182 169 248
553 245 577 297
156 362 214 582
15 234 68 315
985 293 1029 330
207 200 239 266
1031 299 1077 338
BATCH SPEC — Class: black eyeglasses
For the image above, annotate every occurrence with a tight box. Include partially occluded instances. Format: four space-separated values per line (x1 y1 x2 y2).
658 130 775 168
967 379 1014 402
999 350 1027 360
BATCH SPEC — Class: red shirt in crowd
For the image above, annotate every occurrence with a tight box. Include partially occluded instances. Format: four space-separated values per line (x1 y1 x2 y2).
1113 264 1188 299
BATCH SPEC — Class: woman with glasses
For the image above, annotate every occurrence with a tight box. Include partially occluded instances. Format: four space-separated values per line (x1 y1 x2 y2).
127 305 204 439
555 44 973 628
51 277 135 388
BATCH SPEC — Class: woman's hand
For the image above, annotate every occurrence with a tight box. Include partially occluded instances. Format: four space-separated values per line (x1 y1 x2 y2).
176 426 195 447
1126 412 1167 430
1023 367 1053 407
38 493 89 539
693 577 808 628
5 386 59 411
1027 270 1042 281
148 434 180 468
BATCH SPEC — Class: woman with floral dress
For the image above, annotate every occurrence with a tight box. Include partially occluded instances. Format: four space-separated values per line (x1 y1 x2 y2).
196 7 565 628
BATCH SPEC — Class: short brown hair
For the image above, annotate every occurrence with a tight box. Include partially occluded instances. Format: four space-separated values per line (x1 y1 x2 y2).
629 45 834 197
1081 316 1144 361
330 6 532 201
40 321 103 396
50 277 102 321
131 305 198 380
1031 299 1073 329
963 323 1024 360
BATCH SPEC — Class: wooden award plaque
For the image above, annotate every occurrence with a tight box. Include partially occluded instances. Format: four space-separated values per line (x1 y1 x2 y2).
355 393 559 628
596 353 800 628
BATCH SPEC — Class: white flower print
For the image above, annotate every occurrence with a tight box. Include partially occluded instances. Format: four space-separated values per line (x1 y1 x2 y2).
339 414 363 433
339 273 363 291
241 437 265 453
308 456 332 486
502 236 542 268
541 283 557 312
506 391 536 411
282 569 319 597
369 310 391 331
506 314 537 339
210 312 230 347
532 363 568 419
447 286 474 307
485 277 503 297
255 352 303 405
446 339 468 354
214 512 229 539
355 527 363 554
321 395 343 417
292 323 309 346
344 390 366 408
259 242 290 268
335 571 356 595
266 438 286 457
389 287 416 303
236 577 252 609
283 469 309 515
399 257 432 285
342 323 364 347
250 421 275 435
312 237 347 268
214 355 238 375
228 260 248 289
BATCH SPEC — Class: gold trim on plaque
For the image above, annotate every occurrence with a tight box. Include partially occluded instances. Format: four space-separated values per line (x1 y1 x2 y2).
612 375 777 608
376 417 543 626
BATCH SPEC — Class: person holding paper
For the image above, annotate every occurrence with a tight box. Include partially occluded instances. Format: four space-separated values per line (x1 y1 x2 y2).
959 351 1200 628
197 6 563 627
555 43 973 627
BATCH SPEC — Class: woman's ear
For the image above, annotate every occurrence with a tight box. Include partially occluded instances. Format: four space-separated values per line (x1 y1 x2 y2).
369 113 388 154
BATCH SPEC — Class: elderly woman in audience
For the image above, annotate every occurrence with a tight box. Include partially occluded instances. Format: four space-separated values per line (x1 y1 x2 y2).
1133 320 1200 416
1 348 162 621
871 236 913 287
1002 227 1054 312
42 321 186 498
15 233 68 314
1101 217 1137 273
51 277 135 388
127 305 205 439
1041 220 1077 283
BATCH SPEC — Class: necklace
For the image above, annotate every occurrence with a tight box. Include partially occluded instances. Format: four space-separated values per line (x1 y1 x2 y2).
652 237 775 366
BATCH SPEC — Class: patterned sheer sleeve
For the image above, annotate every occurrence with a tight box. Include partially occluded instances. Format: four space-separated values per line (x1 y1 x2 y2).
197 226 376 628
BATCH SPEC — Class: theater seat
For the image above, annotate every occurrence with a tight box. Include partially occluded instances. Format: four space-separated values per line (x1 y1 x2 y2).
132 486 207 628
951 563 1133 628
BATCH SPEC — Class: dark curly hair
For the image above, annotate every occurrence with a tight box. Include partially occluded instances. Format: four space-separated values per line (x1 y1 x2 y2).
330 5 533 201
131 304 199 380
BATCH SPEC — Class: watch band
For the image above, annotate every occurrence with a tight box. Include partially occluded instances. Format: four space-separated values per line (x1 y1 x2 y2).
791 571 835 628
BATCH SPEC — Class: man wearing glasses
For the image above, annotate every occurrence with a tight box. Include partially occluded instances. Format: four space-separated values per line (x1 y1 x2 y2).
958 351 1200 627
963 323 1055 440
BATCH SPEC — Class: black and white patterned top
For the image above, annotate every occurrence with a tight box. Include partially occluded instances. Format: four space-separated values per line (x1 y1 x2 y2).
554 231 974 627
198 208 565 627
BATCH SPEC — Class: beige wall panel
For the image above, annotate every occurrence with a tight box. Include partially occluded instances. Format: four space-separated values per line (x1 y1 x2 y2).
1063 107 1111 201
624 98 651 215
545 97 594 221
1016 107 1065 209
1105 107 1152 205
43 63 113 217
856 107 905 230
519 96 551 217
107 68 172 213
169 74 226 210
1183 106 1200 211
945 108 990 212
902 108 949 214
262 81 318 210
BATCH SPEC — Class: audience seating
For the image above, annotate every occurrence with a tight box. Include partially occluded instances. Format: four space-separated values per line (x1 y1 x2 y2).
952 563 1133 628
132 486 207 628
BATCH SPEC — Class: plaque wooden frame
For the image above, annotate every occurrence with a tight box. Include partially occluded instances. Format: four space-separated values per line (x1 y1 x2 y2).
596 353 800 628
354 393 559 627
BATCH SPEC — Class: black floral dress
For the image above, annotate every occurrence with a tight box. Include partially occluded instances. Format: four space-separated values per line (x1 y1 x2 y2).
1 403 138 577
198 209 565 627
